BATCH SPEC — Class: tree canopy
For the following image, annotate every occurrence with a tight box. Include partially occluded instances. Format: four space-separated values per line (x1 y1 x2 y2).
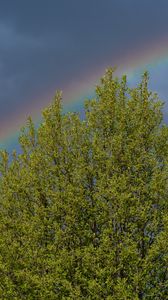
0 69 168 299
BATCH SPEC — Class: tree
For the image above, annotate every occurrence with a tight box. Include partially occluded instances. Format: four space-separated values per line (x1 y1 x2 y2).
0 69 168 299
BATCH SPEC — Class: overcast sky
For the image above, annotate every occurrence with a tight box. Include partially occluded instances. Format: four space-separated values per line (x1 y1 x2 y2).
0 0 168 151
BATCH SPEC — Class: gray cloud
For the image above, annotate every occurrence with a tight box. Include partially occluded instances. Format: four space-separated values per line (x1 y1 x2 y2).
0 0 168 142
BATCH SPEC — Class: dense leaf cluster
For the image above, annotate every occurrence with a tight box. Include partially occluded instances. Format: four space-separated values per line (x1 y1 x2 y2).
0 69 168 299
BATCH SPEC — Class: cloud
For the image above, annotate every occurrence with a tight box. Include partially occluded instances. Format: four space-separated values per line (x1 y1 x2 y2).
0 0 168 143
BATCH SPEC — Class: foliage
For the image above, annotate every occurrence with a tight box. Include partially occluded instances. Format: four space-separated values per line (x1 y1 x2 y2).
0 69 168 299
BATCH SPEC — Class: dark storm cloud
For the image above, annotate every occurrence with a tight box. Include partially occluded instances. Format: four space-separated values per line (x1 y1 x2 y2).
0 0 168 124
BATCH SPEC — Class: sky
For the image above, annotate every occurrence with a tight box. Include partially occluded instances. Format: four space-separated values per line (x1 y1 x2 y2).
1 0 168 152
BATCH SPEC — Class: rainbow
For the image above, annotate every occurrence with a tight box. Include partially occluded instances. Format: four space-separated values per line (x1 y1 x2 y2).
1 35 168 151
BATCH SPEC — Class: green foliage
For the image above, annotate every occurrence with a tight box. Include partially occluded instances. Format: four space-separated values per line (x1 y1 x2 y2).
0 69 168 299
